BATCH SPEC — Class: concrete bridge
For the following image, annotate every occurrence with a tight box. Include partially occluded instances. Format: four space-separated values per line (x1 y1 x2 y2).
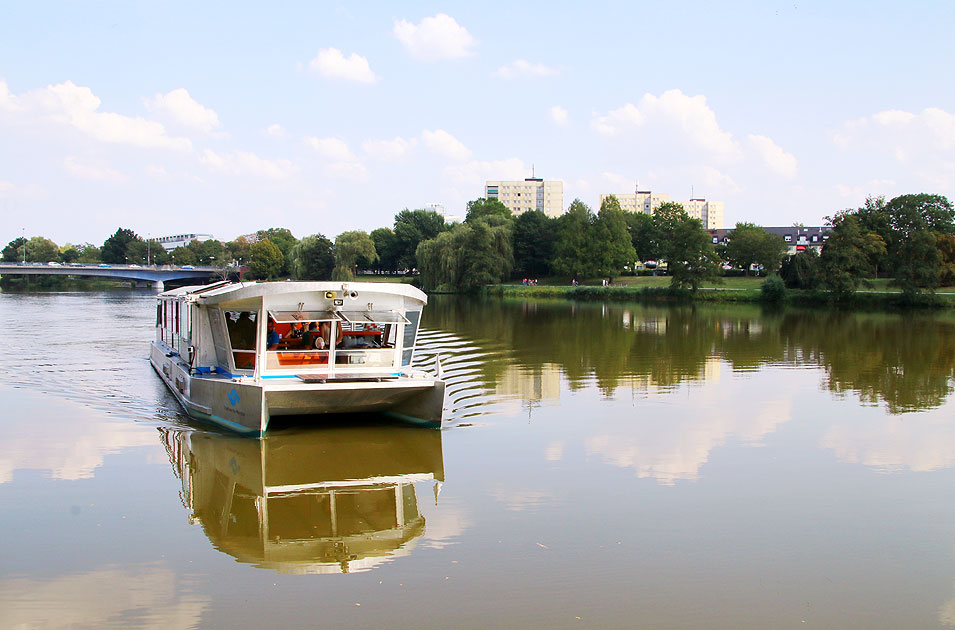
0 263 241 289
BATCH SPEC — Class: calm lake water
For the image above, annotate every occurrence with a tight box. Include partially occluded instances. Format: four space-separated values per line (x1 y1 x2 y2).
3 289 955 629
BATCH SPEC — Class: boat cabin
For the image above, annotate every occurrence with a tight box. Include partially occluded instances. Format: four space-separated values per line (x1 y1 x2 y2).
155 281 425 379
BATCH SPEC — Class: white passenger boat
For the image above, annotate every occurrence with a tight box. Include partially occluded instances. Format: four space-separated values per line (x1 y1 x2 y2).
150 281 445 436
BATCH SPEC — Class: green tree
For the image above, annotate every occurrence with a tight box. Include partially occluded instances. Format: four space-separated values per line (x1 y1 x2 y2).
722 222 788 275
779 249 821 289
937 233 955 286
332 230 377 281
512 210 555 278
370 227 400 274
625 211 658 264
289 234 334 280
147 240 171 265
416 216 513 292
856 196 892 276
2 237 27 262
25 236 60 262
225 237 253 266
58 244 80 264
255 228 297 274
125 240 150 265
552 199 595 279
249 239 284 279
188 239 226 266
75 243 101 263
465 197 511 223
591 196 636 278
819 211 886 298
654 202 719 291
169 246 197 266
393 209 447 270
894 228 941 297
886 193 955 237
101 228 141 264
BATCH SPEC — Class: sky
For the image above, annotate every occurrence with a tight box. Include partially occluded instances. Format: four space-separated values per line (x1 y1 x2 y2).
1 1 953 246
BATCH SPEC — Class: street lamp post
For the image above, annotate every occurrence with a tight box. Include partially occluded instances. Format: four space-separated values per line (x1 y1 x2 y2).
21 227 25 264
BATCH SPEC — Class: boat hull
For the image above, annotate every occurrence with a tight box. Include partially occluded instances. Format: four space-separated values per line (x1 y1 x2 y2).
151 344 444 436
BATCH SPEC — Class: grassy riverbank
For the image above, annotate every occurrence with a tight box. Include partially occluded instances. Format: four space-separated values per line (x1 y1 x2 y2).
493 277 955 309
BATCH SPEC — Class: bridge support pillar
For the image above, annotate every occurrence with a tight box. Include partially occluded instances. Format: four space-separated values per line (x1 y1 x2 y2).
153 280 164 291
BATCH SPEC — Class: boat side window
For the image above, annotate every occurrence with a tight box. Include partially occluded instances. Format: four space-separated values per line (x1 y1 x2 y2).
225 310 258 370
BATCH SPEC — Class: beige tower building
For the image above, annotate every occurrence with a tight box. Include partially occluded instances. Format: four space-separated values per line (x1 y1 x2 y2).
599 190 670 215
485 177 564 218
684 198 723 230
600 188 723 229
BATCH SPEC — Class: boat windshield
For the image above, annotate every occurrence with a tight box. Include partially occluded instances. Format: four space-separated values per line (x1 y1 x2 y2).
225 310 258 370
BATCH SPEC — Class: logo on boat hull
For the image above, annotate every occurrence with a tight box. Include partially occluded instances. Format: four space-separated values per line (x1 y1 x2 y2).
228 388 240 406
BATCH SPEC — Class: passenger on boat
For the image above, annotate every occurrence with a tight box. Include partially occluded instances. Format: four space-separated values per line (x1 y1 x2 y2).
266 320 281 350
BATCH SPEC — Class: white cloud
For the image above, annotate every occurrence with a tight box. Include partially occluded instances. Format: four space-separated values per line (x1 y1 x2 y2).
63 156 127 182
494 59 559 79
702 166 741 194
393 13 477 61
305 136 357 161
591 103 644 136
422 129 471 161
199 149 298 179
0 80 21 111
821 407 955 473
304 136 368 181
488 486 557 512
833 106 955 188
0 80 191 151
601 172 634 190
835 179 897 201
362 136 416 161
443 157 526 190
308 47 378 83
549 105 569 127
544 441 565 461
0 566 208 629
747 134 798 178
591 89 740 160
265 123 286 138
144 88 220 134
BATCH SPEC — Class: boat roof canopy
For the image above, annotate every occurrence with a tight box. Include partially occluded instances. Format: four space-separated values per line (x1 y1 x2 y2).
267 310 338 323
339 310 411 325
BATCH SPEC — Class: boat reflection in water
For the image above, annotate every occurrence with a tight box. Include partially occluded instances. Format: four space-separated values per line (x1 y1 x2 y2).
161 423 444 574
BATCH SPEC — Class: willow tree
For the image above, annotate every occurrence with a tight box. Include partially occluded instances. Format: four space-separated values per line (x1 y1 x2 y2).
333 230 377 281
416 216 512 292
289 234 334 280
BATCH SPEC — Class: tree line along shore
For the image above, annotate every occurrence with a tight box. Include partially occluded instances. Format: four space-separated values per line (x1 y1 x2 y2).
3 193 955 308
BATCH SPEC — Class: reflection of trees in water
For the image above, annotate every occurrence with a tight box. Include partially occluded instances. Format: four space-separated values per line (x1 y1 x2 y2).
423 296 955 413
778 311 955 413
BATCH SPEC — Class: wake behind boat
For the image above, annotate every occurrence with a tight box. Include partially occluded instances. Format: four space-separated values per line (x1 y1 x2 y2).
150 281 445 436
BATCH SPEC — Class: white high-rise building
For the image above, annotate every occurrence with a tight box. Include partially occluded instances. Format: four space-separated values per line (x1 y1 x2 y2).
600 187 723 229
684 198 723 230
485 177 564 218
599 190 670 214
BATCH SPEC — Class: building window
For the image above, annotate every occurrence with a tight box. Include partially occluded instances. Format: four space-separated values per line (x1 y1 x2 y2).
785 235 792 242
